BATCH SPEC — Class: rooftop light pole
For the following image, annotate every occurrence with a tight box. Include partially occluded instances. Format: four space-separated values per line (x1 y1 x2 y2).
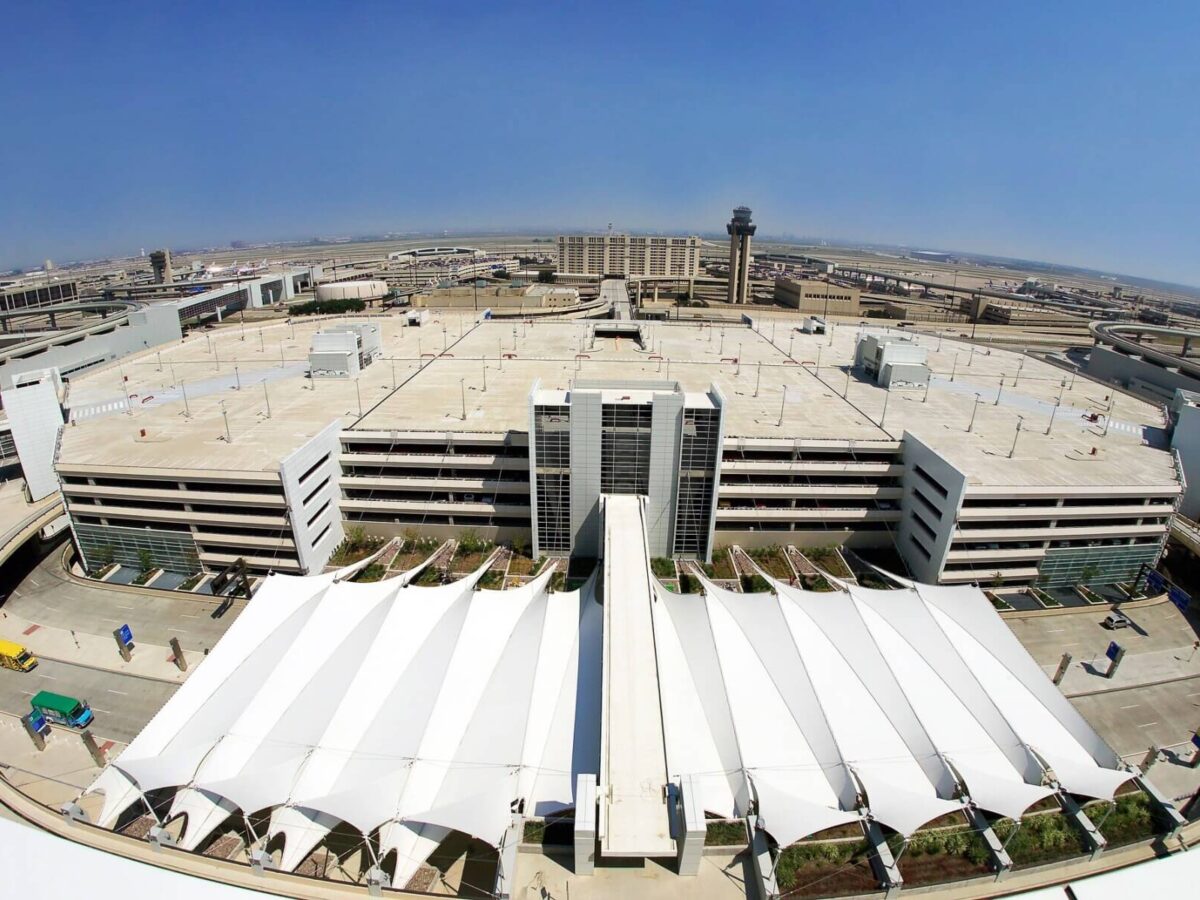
234 366 241 391
995 375 1005 406
355 378 362 417
460 378 467 421
880 387 890 426
950 352 959 382
968 393 982 432
482 357 487 392
1014 356 1024 386
778 384 788 427
754 361 762 397
1008 416 1024 458
263 381 272 418
181 380 190 418
221 402 232 443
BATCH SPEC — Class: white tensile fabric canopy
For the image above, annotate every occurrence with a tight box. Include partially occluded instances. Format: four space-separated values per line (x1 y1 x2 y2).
653 572 1132 847
85 547 1133 880
87 560 602 886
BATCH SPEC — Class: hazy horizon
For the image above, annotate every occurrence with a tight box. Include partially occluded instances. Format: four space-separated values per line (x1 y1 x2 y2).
3 1 1198 287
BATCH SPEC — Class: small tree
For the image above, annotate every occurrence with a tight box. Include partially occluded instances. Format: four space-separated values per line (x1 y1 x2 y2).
138 548 154 575
990 571 1004 589
511 534 529 558
1080 563 1100 585
537 269 557 284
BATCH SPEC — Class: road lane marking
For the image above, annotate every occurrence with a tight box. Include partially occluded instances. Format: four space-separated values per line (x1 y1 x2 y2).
91 708 112 714
1137 722 1159 728
180 614 200 619
106 689 128 696
36 673 56 680
168 627 188 632
1119 704 1139 709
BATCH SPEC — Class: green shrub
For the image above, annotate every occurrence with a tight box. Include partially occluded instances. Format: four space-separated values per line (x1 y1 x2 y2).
651 557 676 578
292 298 365 315
705 821 746 846
741 573 770 593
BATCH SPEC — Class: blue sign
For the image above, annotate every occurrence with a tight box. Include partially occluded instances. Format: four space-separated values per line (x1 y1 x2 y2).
118 624 133 646
1105 641 1122 661
28 710 48 734
1168 586 1191 612
482 307 493 320
1193 732 1200 751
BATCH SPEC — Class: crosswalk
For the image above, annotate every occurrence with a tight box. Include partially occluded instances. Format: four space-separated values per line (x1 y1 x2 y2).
68 398 129 423
1105 420 1142 436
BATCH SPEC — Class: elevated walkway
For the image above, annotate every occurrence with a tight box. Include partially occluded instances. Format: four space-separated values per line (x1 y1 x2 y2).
599 494 673 858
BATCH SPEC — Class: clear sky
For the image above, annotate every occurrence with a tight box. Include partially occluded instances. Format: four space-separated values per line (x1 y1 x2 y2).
3 1 1198 285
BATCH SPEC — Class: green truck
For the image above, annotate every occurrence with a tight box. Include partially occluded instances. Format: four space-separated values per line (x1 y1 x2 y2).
30 690 94 728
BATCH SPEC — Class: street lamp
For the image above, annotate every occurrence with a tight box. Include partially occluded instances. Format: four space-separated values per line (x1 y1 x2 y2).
968 393 982 432
1008 416 1025 458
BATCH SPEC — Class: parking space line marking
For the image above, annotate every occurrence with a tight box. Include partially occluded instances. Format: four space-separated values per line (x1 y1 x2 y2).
106 689 127 696
91 708 112 714
1137 722 1159 728
1119 704 1139 709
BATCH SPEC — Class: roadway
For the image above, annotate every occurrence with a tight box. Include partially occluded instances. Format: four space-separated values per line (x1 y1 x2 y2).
2 544 242 654
0 658 175 744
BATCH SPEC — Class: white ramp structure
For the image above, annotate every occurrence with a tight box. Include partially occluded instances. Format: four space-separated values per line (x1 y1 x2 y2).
599 495 673 857
81 512 1154 892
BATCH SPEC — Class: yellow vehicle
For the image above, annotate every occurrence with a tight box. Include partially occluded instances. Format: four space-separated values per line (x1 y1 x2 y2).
0 638 38 672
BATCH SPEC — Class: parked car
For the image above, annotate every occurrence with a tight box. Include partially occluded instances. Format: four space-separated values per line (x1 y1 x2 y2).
1103 611 1131 630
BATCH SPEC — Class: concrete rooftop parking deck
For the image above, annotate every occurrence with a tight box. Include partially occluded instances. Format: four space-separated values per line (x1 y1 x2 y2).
55 305 1177 491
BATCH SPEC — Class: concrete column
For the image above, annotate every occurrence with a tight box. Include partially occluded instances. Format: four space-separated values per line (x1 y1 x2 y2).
738 235 752 305
748 816 781 900
727 232 741 305
673 776 707 876
1134 773 1186 838
964 805 1012 879
1057 792 1107 860
494 814 524 899
863 819 903 897
574 773 597 875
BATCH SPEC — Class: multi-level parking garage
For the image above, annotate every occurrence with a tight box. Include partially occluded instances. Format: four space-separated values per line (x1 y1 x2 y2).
38 279 1181 589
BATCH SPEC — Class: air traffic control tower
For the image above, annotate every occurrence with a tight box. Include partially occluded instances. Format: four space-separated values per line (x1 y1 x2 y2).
726 206 756 305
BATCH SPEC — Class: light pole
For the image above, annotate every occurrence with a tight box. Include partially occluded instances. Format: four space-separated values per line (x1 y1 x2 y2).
1008 416 1024 458
1014 357 1024 386
951 352 959 382
994 375 1005 406
234 366 241 390
880 388 890 426
355 378 362 417
263 381 272 418
754 361 762 397
181 380 190 418
460 379 467 421
482 357 487 392
968 393 982 432
778 384 788 427
221 403 232 443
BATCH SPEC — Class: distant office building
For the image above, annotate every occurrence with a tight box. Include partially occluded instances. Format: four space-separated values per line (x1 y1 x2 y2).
149 248 174 285
0 279 78 311
556 234 700 278
774 276 861 316
726 206 756 304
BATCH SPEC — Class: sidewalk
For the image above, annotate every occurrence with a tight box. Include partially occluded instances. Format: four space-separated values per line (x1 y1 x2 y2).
1053 643 1200 697
0 610 202 684
0 711 126 813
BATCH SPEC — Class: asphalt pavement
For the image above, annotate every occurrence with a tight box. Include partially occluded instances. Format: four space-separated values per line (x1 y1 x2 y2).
0 658 175 744
2 545 242 653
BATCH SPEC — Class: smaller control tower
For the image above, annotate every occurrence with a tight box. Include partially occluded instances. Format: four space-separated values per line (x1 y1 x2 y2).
726 206 756 305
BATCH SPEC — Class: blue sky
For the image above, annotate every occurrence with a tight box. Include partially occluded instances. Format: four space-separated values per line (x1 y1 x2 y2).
2 1 1199 285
